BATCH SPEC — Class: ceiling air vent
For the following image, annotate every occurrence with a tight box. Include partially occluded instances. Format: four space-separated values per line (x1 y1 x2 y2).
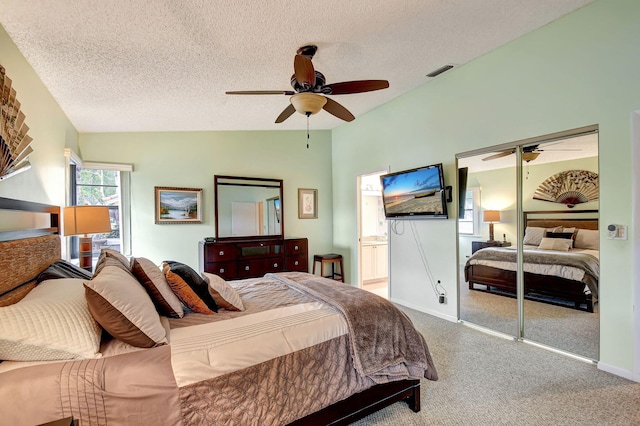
426 64 454 78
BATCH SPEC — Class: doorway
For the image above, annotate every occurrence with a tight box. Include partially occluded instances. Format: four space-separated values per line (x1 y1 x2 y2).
357 170 389 298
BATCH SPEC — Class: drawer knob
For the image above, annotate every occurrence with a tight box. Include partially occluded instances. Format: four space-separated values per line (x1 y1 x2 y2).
294 261 299 266
220 268 225 273
260 243 264 247
245 266 250 271
294 245 299 250
219 250 224 256
273 263 278 268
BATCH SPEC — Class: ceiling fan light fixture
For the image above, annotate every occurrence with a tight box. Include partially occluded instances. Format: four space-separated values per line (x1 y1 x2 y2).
522 152 541 162
290 93 327 116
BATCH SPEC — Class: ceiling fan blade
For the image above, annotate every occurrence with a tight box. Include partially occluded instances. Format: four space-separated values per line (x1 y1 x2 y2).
325 80 389 95
482 151 513 161
226 90 295 95
275 104 296 123
323 98 355 122
294 54 316 88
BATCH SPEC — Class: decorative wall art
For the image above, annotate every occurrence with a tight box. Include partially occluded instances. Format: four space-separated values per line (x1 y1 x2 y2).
533 170 598 208
155 187 202 224
0 65 33 181
298 188 318 219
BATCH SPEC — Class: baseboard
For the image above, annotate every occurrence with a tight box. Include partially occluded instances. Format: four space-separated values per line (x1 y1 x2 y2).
390 298 458 323
597 362 637 382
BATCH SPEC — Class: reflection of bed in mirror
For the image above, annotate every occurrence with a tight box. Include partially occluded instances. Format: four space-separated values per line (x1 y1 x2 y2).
465 211 599 312
215 175 283 239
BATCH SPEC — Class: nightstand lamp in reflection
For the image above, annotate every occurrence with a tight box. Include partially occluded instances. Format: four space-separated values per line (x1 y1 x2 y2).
63 206 112 271
483 210 501 243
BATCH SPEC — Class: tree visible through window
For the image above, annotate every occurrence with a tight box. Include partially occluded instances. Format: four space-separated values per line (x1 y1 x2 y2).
70 165 122 261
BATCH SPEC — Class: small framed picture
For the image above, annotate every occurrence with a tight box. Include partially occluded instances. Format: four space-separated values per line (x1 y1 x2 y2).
298 188 318 219
155 187 202 224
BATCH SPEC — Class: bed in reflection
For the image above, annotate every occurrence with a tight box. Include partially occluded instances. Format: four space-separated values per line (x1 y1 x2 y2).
465 211 599 312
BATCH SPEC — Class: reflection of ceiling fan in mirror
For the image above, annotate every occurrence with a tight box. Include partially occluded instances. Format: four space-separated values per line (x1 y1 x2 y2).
225 45 389 123
482 143 581 163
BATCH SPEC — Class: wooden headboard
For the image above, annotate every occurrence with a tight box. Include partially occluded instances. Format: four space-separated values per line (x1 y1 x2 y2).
524 210 599 231
0 197 62 306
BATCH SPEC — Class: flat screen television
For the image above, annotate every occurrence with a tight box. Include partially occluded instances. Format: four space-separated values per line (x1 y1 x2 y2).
380 163 448 219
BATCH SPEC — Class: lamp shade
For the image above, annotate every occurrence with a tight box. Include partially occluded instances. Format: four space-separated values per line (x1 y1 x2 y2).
290 93 327 115
63 206 112 236
483 210 501 223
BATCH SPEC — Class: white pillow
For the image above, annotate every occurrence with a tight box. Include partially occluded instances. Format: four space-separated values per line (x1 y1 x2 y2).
203 272 245 311
574 229 599 250
538 237 573 251
0 278 102 361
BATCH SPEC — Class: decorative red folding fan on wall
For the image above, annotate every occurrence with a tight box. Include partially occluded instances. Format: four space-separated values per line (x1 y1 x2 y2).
533 170 599 208
0 65 33 181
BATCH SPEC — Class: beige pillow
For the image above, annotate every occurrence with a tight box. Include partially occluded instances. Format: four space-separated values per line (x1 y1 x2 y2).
85 265 168 348
538 237 573 251
0 278 102 361
203 272 245 311
131 257 184 318
523 226 561 246
574 229 599 250
93 248 132 277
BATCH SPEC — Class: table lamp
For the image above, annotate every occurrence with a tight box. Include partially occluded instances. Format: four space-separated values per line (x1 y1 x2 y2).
63 206 112 271
483 210 501 243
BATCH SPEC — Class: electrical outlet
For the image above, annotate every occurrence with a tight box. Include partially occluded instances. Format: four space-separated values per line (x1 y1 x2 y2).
438 294 446 304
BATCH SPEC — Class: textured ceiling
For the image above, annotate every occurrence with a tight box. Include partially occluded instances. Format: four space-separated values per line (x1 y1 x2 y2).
0 1 594 132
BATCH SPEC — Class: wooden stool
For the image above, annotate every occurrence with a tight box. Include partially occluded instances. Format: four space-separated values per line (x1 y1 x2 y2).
312 254 344 282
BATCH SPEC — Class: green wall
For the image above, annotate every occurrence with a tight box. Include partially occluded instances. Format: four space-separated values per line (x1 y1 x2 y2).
0 25 79 205
331 0 638 373
79 131 334 268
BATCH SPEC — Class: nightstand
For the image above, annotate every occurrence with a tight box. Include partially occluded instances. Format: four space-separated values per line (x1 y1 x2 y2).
471 240 511 254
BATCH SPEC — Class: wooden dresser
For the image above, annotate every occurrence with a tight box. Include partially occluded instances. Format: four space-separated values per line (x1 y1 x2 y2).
199 237 308 280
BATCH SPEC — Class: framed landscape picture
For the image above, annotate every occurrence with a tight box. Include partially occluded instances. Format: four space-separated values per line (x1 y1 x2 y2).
298 188 318 219
155 187 202 224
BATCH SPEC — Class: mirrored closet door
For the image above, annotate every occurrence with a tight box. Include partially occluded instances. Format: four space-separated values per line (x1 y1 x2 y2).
457 128 600 361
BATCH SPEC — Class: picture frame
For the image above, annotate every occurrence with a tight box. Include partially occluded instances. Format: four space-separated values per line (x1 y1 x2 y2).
155 186 202 224
298 188 318 219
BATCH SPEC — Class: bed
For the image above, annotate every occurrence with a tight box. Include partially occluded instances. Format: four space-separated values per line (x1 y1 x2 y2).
0 197 437 426
465 210 599 312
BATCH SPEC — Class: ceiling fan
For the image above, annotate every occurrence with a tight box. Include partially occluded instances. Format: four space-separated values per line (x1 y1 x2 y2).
225 45 389 123
482 143 580 163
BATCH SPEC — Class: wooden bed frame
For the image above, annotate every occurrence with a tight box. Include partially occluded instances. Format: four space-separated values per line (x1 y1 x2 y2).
0 197 421 425
467 210 599 313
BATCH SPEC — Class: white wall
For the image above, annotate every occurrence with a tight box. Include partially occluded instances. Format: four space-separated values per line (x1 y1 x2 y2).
0 25 79 206
331 0 639 375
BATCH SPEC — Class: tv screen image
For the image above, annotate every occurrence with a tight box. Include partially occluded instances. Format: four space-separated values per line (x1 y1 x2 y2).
380 163 448 219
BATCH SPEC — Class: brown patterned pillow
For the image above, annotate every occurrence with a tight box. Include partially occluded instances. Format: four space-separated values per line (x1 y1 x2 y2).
163 263 215 314
131 257 184 318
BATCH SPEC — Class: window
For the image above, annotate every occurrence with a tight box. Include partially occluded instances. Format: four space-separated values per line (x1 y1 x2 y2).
67 159 132 263
458 187 480 235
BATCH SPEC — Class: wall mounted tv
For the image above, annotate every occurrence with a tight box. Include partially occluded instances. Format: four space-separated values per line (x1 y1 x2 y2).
380 163 448 219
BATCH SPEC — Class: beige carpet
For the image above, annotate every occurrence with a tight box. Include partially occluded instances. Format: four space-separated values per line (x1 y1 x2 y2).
458 268 599 360
352 306 640 426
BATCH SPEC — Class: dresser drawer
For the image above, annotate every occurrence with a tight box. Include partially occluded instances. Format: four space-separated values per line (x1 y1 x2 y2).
204 243 237 262
204 261 237 280
285 254 308 272
285 238 307 256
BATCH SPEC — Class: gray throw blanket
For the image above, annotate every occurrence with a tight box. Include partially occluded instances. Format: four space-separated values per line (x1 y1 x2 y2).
267 272 438 383
465 247 599 296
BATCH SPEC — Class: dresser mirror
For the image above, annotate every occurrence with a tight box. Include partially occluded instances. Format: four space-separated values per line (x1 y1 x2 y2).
214 175 283 239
